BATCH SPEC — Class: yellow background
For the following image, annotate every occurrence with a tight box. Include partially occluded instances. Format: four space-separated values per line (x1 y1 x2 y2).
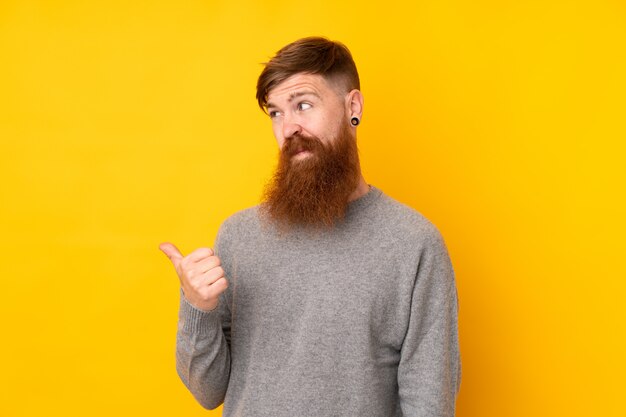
1 1 624 416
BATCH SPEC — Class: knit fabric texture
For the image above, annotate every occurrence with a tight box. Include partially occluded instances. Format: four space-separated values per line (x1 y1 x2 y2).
176 185 461 416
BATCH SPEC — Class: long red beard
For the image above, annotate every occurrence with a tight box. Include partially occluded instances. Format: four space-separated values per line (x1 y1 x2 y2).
260 124 361 231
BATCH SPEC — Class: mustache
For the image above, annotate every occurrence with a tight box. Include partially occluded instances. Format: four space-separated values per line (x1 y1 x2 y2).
282 133 324 158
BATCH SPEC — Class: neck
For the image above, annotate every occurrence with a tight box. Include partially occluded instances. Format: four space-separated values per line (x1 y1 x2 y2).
348 174 370 202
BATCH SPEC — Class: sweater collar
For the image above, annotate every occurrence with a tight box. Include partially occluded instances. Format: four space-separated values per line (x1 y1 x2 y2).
346 184 382 216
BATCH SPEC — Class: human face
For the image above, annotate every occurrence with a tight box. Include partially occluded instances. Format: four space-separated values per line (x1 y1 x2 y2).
265 73 351 159
260 120 361 231
260 73 365 230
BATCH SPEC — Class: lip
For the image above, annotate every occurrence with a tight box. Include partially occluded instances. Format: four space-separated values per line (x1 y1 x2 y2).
292 150 312 159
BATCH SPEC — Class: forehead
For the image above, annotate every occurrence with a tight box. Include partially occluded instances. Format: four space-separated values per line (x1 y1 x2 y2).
266 73 339 105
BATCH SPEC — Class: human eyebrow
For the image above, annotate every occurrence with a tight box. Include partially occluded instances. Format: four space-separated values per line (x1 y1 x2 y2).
265 90 321 112
288 91 321 102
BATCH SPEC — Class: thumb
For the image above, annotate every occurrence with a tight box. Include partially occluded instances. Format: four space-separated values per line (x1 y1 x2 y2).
159 242 184 267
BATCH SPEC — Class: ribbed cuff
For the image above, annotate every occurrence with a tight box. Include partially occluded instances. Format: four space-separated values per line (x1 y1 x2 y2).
178 288 220 336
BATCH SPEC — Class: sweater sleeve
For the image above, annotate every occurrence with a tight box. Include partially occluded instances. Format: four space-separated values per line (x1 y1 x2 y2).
397 226 461 417
175 222 233 410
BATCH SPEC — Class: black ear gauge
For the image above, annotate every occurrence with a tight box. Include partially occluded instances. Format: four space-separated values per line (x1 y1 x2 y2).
350 117 360 126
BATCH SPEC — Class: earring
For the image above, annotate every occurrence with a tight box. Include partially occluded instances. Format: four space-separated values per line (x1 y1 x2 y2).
350 116 360 126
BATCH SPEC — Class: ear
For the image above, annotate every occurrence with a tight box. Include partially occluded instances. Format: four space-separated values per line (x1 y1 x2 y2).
346 89 364 122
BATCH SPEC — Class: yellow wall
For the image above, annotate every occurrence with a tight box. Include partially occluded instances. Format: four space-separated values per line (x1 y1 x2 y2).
1 1 624 416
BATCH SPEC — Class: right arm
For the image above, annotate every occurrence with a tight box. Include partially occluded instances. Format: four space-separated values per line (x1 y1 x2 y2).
160 241 232 409
176 287 231 409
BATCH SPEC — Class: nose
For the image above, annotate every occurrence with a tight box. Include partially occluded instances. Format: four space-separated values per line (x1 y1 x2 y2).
282 114 302 140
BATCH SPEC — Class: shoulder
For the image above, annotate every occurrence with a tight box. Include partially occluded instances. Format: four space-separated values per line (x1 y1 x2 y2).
215 205 261 242
373 189 447 249
212 205 262 262
374 190 457 293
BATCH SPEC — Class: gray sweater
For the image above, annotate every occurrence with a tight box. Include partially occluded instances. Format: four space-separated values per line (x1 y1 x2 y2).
176 185 461 416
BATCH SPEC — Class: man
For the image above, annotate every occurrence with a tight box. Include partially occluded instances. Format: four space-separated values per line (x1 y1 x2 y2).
160 37 461 416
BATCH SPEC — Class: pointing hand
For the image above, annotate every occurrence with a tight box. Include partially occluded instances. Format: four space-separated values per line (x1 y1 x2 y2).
159 242 228 312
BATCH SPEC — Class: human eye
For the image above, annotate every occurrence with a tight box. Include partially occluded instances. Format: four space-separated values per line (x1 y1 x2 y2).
268 109 281 118
297 102 312 111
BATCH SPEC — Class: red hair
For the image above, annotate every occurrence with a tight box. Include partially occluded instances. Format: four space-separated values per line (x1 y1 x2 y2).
256 37 360 112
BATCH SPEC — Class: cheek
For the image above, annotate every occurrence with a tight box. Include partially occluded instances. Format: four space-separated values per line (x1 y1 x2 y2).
320 119 344 145
319 107 346 137
271 124 284 147
307 115 334 141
